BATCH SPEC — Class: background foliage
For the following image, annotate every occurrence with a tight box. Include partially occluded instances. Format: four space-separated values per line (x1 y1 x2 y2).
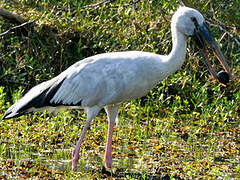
0 0 239 179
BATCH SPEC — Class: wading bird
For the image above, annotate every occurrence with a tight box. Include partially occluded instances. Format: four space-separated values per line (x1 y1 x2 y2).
3 7 232 172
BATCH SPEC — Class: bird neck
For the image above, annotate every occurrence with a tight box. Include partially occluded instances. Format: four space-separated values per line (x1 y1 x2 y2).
165 28 187 74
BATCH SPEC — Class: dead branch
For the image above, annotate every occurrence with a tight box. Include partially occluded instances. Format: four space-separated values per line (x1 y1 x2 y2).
206 20 240 47
80 0 115 9
0 8 26 24
0 20 34 36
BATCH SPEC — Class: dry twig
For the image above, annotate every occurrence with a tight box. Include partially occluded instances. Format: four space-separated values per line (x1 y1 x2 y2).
206 20 240 47
80 0 115 9
0 20 34 36
0 8 26 24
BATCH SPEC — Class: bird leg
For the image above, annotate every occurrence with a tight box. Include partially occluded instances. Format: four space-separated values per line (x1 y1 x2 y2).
104 105 119 169
72 120 90 172
72 106 100 172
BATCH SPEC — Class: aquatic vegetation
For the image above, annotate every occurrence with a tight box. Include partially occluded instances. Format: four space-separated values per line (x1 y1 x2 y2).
0 0 239 179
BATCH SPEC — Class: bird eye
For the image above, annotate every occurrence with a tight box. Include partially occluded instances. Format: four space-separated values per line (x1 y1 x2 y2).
191 17 197 22
191 17 199 28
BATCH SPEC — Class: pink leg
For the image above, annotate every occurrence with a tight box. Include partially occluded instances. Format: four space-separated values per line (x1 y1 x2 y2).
104 105 119 169
72 106 100 172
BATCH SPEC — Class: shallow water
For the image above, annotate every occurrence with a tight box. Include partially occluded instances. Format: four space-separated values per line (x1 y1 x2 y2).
0 113 239 179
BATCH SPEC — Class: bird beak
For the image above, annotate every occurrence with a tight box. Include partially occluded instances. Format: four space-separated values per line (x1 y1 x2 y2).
192 22 232 85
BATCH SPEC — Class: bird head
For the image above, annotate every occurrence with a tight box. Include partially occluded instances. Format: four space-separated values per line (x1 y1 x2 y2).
172 7 232 86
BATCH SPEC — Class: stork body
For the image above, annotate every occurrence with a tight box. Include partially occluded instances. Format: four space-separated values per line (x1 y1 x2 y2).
3 7 231 172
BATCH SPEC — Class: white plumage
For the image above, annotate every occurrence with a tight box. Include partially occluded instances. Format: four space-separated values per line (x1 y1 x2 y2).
52 51 181 106
3 7 231 172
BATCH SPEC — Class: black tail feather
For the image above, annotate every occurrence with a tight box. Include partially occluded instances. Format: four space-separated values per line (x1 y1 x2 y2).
2 77 66 119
